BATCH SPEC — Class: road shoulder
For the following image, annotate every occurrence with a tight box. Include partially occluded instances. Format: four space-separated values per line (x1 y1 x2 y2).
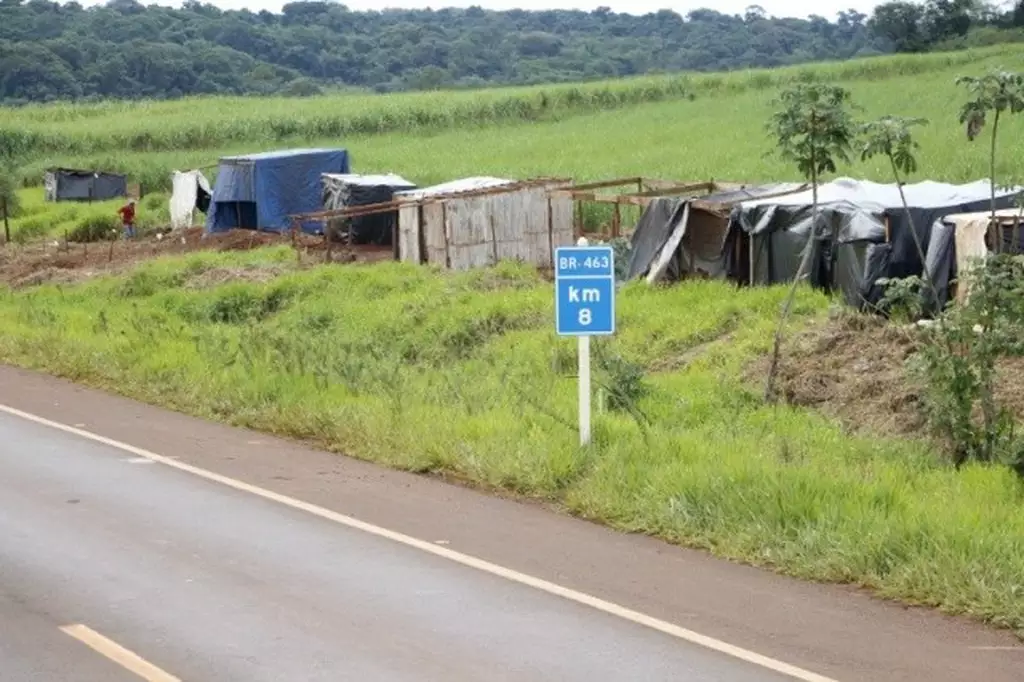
1 364 1021 682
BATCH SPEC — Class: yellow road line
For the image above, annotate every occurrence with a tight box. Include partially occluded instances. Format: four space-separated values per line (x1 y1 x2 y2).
59 624 181 682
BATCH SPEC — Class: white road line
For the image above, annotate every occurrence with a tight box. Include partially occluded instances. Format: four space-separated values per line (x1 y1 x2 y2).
2 402 837 682
60 624 181 682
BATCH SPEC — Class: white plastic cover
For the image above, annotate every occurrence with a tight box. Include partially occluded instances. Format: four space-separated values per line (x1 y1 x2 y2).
169 170 211 230
393 176 513 201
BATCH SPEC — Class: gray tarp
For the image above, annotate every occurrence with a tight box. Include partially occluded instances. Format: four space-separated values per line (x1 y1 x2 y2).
626 183 805 281
625 197 685 280
44 168 127 202
729 177 1023 308
923 209 1024 312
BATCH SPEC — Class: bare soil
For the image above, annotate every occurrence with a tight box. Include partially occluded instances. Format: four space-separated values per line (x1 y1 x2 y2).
763 311 927 437
0 228 394 288
750 310 1024 439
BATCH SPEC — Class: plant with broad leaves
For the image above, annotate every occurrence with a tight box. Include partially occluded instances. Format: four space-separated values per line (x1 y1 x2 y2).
763 83 857 402
859 115 935 313
956 68 1024 224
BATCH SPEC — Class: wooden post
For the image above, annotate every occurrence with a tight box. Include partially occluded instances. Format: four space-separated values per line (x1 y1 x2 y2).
2 196 9 244
612 202 621 239
748 234 755 286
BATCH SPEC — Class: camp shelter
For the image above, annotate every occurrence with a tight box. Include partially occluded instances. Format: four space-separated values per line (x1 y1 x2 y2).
205 148 349 234
923 208 1024 310
43 168 127 202
169 170 212 230
395 177 574 270
321 173 417 245
626 182 807 283
726 178 1022 308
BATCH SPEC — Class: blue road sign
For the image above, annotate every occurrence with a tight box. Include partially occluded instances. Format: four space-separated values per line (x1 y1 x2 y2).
554 245 615 336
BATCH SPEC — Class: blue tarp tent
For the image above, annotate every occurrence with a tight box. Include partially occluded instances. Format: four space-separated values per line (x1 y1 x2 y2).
205 148 350 234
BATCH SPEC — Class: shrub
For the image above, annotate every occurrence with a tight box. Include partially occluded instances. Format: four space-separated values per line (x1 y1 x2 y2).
911 254 1024 472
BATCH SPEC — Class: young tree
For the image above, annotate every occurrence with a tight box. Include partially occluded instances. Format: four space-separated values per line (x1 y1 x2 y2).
763 83 856 401
0 168 20 244
859 115 936 307
956 68 1024 225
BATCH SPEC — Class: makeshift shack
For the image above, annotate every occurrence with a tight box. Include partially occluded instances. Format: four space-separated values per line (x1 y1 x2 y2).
395 177 574 270
43 168 127 202
205 148 350 234
169 169 212 230
626 182 807 282
321 173 416 245
723 178 1022 308
923 208 1024 310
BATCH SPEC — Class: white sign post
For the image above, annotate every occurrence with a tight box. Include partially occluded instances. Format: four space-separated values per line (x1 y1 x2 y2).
554 239 616 446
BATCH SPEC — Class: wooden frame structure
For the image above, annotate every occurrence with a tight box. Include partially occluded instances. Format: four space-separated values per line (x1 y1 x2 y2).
550 177 753 240
288 177 574 268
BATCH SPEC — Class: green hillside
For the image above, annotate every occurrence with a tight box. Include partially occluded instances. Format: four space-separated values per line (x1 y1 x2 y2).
5 43 1023 197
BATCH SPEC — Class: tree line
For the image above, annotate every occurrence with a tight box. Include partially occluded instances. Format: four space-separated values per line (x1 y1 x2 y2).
1 0 1023 105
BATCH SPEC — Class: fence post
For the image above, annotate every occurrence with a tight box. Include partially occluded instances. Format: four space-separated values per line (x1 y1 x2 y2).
2 196 9 244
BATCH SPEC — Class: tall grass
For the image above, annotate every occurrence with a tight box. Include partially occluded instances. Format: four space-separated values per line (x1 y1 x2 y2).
3 44 1021 166
4 189 170 243
19 45 1024 195
0 252 1021 635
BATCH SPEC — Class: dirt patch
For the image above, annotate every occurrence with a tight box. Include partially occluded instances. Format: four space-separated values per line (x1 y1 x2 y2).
748 312 927 437
184 265 288 289
749 312 1024 440
0 228 389 289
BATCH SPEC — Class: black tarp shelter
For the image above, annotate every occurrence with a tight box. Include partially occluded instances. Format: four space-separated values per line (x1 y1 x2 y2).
626 182 806 282
43 168 127 202
320 173 417 245
724 178 1022 308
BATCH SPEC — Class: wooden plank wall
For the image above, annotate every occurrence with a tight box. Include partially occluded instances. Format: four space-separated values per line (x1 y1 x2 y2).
401 181 574 271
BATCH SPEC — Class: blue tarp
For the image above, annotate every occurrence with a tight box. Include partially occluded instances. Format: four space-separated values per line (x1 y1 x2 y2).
205 148 350 234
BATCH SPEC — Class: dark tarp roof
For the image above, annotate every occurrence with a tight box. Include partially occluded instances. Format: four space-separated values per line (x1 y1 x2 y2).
625 182 806 281
728 177 1023 308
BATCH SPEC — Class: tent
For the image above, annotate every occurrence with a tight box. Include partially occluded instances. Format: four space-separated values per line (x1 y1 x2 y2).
43 168 127 202
321 173 416 245
626 183 807 282
169 170 212 230
205 148 349 234
923 208 1024 311
724 178 1023 308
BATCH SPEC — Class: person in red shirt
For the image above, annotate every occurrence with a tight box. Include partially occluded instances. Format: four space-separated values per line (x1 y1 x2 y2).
117 200 136 239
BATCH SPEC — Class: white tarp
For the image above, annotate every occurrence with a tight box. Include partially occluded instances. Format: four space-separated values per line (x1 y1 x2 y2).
394 177 513 201
169 169 211 230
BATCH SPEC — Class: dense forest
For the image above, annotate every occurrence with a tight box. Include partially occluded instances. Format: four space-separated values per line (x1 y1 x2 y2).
1 0 1022 104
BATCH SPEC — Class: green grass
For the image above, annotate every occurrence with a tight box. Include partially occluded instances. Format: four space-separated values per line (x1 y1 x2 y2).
3 45 1024 635
6 43 1024 191
4 189 171 242
0 251 1021 635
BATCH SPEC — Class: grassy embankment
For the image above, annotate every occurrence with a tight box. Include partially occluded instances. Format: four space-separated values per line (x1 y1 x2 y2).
0 251 1021 634
6 43 1023 242
1 46 1024 634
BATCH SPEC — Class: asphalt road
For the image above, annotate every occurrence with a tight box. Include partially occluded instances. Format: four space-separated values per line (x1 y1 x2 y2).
0 409 803 682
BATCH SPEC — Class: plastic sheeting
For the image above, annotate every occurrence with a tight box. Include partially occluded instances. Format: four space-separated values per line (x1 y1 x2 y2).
394 177 512 201
625 197 686 280
730 177 1023 308
626 183 805 282
321 173 417 245
205 148 350 234
169 170 212 230
923 209 1024 311
43 169 127 202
